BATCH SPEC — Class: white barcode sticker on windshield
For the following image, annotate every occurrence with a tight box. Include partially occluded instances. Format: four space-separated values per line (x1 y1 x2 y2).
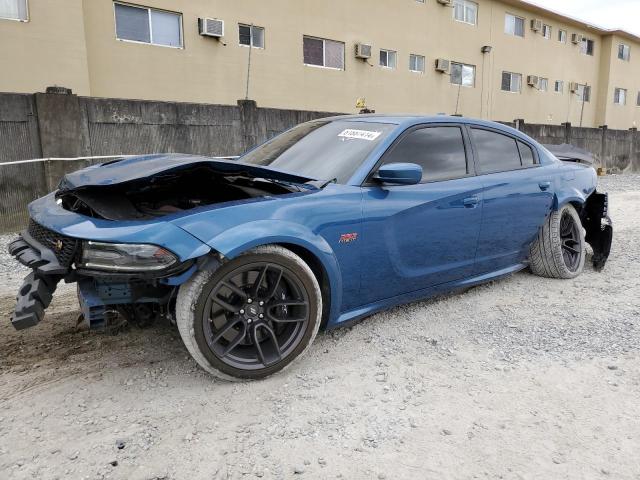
338 129 382 141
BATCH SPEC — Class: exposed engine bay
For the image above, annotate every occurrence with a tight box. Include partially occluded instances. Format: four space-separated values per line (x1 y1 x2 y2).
56 164 305 221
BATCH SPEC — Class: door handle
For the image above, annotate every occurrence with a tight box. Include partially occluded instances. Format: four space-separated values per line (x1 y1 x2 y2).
463 196 479 207
538 181 551 191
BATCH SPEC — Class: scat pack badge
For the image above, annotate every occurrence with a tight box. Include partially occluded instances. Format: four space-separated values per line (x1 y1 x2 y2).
338 233 358 244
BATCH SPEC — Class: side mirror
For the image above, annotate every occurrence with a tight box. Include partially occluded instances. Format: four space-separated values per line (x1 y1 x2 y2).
373 163 422 186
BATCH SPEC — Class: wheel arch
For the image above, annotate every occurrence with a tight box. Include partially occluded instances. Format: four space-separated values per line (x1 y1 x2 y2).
551 192 587 212
200 220 343 327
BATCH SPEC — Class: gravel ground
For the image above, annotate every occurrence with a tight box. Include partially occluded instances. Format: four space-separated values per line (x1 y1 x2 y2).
0 174 639 480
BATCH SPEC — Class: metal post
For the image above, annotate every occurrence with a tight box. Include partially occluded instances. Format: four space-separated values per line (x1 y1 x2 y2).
579 83 588 128
244 25 253 101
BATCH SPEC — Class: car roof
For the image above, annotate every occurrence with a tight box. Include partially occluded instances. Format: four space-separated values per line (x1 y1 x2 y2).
320 114 529 141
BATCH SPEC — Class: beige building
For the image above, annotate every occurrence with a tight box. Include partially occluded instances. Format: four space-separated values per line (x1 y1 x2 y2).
1 0 639 129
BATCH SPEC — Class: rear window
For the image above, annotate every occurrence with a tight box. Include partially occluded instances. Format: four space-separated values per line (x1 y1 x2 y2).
518 141 536 166
471 128 522 173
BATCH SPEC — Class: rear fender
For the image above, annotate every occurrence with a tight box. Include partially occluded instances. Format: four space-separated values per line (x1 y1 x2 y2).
202 220 343 323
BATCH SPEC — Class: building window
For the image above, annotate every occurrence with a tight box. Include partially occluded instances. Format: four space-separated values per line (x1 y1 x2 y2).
505 13 525 37
542 24 551 39
239 24 265 48
637 91 640 107
0 0 28 21
618 44 630 61
576 84 591 102
303 36 344 70
409 54 425 73
501 71 522 92
558 29 567 43
580 38 595 56
380 49 397 69
554 80 564 93
539 78 549 91
614 88 627 105
453 0 477 26
450 62 475 87
114 3 182 48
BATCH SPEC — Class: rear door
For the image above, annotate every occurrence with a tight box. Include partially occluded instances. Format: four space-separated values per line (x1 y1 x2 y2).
469 127 554 273
358 124 484 306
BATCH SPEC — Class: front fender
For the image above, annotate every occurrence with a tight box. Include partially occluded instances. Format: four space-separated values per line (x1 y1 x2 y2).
202 220 343 324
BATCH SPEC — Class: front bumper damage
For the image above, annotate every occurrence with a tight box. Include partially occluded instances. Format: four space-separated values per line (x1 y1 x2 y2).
8 223 73 329
8 220 200 330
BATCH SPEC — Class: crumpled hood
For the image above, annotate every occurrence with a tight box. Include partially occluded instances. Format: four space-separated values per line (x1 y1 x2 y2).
58 153 316 191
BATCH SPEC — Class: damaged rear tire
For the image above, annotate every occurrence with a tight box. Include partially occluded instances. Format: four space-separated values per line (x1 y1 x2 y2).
529 204 586 279
175 245 322 381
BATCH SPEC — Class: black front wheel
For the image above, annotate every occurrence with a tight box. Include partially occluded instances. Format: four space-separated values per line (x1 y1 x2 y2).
176 245 322 380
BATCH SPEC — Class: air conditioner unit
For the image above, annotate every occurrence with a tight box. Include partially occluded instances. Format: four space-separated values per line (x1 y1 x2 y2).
527 75 540 87
198 18 224 38
531 19 542 32
355 43 372 59
437 0 452 5
569 82 580 93
571 33 583 44
435 58 450 73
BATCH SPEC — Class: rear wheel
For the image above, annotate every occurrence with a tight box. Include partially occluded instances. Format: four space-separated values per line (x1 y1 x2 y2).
530 204 586 279
176 245 321 381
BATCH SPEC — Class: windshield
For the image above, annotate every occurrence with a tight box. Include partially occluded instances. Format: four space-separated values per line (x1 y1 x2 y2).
239 120 395 183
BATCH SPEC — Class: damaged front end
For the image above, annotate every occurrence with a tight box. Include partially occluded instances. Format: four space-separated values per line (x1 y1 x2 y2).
581 191 613 271
8 154 315 331
8 219 199 330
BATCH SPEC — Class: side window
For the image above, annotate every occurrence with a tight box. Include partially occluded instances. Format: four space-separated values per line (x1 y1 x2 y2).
380 127 468 182
517 141 536 166
471 128 521 173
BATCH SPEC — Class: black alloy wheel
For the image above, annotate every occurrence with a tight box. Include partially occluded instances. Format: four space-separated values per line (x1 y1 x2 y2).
560 211 582 272
202 262 311 371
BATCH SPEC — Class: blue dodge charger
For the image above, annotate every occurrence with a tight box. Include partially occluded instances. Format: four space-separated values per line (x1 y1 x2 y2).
9 115 612 380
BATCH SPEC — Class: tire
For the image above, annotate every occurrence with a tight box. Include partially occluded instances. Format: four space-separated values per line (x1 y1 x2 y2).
176 245 322 381
529 204 586 279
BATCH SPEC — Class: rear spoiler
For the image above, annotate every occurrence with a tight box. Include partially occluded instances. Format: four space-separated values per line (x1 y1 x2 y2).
544 144 595 166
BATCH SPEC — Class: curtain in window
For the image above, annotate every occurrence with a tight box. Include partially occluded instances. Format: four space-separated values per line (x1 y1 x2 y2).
451 64 462 85
461 65 474 86
150 9 181 47
512 74 521 92
514 18 524 37
454 2 464 21
324 40 344 69
465 5 476 24
250 26 264 48
504 15 514 34
115 4 150 43
0 0 27 20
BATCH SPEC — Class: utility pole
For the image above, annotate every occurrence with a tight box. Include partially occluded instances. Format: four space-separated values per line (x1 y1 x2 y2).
455 81 462 115
244 25 253 100
579 82 588 128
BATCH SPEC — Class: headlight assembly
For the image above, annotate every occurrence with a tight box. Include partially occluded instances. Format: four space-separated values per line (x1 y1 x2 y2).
79 241 178 272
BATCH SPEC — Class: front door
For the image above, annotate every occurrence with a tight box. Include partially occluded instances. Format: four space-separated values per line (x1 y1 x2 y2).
358 125 483 307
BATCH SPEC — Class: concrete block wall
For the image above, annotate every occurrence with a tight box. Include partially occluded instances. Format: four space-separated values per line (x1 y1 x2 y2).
0 89 637 232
